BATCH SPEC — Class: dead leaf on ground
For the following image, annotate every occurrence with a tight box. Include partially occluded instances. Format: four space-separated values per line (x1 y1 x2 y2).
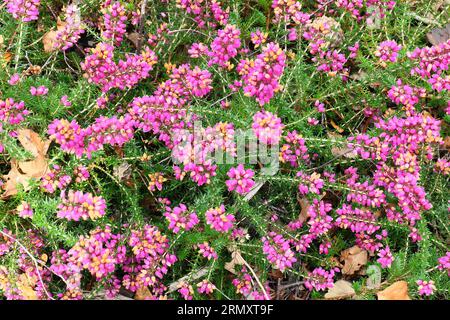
426 23 450 45
113 162 132 181
126 32 143 48
340 245 368 275
324 280 356 300
135 286 152 300
328 132 357 159
17 273 38 300
1 129 50 198
297 196 310 224
224 247 246 275
377 281 411 300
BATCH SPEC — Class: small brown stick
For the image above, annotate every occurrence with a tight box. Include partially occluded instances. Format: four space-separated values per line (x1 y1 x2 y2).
137 0 148 52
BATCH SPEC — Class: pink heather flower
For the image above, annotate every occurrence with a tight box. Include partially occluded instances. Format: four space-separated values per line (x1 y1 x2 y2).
8 73 20 85
60 95 72 107
178 282 194 300
377 246 394 268
250 29 267 47
408 40 450 92
197 279 215 294
176 0 229 29
164 204 199 233
16 202 33 218
81 42 156 92
226 164 255 195
197 242 218 260
434 159 450 175
375 40 401 63
188 42 209 58
148 172 166 192
205 205 235 233
307 199 333 236
262 232 297 272
41 165 72 193
297 171 324 195
5 0 40 22
125 224 177 290
252 110 284 145
315 100 325 112
30 85 48 96
68 226 126 279
239 42 286 105
279 130 309 167
0 98 29 125
307 117 319 125
57 190 107 221
47 119 86 158
101 1 127 45
208 24 241 68
319 242 331 255
416 280 436 296
438 252 450 276
0 228 14 256
304 267 339 291
313 49 349 79
54 4 85 51
73 165 90 183
387 79 426 114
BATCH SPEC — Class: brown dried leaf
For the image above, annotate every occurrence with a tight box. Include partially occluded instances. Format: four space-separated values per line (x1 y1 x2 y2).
324 280 355 300
2 52 12 67
330 119 344 133
1 129 50 198
377 281 411 300
225 247 246 275
297 197 310 224
17 274 38 300
16 128 50 157
135 286 152 300
340 245 368 275
126 32 143 48
113 162 132 181
426 23 450 45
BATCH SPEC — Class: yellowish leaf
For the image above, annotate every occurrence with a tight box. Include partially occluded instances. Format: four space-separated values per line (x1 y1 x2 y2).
377 281 411 300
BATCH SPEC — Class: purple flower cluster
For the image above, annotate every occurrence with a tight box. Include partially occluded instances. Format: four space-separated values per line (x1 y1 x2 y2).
238 43 286 105
4 0 40 22
101 1 127 45
54 4 85 51
164 203 199 233
226 164 255 195
205 204 235 232
57 189 107 221
81 43 157 92
262 231 297 272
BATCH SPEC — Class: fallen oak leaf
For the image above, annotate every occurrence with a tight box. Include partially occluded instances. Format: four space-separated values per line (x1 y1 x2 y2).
324 280 355 300
135 286 152 300
1 129 50 198
377 281 411 300
224 246 247 275
340 245 368 275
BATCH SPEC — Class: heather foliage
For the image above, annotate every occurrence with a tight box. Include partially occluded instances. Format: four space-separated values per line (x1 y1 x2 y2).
0 0 449 300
